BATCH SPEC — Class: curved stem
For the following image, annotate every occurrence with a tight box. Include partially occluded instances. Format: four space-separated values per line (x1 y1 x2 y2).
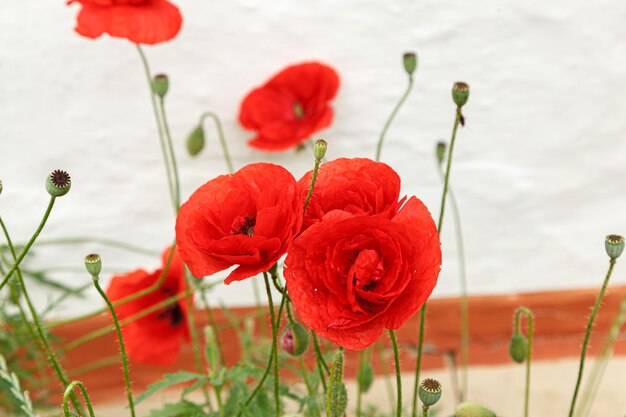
199 287 225 366
389 330 402 417
411 109 463 417
375 75 414 162
0 197 55 291
200 112 235 174
62 381 96 417
303 159 321 214
568 259 616 417
23 237 159 257
263 272 281 417
92 276 136 417
159 96 181 210
312 331 329 393
515 307 534 417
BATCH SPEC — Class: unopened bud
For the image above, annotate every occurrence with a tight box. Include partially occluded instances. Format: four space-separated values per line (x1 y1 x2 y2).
419 378 442 407
281 322 310 357
452 81 470 108
605 234 624 260
436 142 446 165
46 170 71 197
152 74 169 98
84 253 102 278
187 125 205 157
455 402 497 417
357 362 374 393
313 139 327 161
509 333 528 363
403 52 417 76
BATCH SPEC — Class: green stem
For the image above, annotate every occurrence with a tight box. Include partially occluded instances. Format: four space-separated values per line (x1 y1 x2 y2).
299 356 321 417
515 307 534 417
411 109 463 417
422 405 430 417
159 96 181 210
200 112 235 174
62 381 96 417
199 287 225 366
303 159 321 214
215 386 224 417
312 331 329 392
568 259 616 417
22 237 158 257
356 349 365 417
375 341 396 416
375 75 414 162
92 276 136 417
0 214 84 415
263 272 281 417
0 197 56 291
389 330 402 417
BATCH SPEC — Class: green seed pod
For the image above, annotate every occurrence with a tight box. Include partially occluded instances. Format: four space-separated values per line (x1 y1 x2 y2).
605 234 625 260
419 378 442 407
455 402 497 417
452 81 470 108
436 142 447 165
46 170 71 197
187 125 205 157
357 361 374 393
84 253 102 278
509 333 528 363
152 74 169 98
313 139 328 161
281 322 310 357
403 52 417 76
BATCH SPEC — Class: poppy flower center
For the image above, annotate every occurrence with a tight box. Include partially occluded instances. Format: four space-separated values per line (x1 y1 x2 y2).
157 303 184 327
230 215 256 236
293 102 305 120
351 249 384 292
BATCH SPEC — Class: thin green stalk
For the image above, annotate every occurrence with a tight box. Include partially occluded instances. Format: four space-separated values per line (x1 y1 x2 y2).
411 109 463 417
299 357 321 417
375 341 396 416
312 331 329 393
263 272 281 417
568 259 616 417
199 287 225 366
303 159 321 213
375 75 414 162
92 276 136 417
514 307 534 417
0 215 84 414
389 330 402 417
0 197 56 291
200 112 235 173
25 237 159 257
215 386 224 417
356 349 365 417
158 96 181 210
62 381 96 417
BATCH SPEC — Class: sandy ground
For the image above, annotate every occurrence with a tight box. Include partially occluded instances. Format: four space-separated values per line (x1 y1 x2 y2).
89 357 626 417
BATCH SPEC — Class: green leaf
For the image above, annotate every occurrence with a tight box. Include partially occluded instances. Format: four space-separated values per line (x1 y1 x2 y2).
135 372 207 405
146 400 207 417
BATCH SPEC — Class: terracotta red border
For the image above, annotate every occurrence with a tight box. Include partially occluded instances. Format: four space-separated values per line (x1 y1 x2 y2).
45 285 626 402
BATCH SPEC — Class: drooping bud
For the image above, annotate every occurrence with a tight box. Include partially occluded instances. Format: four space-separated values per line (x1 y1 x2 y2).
152 74 169 98
509 333 528 363
187 125 205 157
455 402 497 417
84 253 102 278
605 235 624 260
46 170 71 197
281 322 310 357
436 142 447 165
403 52 417 76
313 139 328 161
419 378 442 407
357 362 374 393
452 82 470 108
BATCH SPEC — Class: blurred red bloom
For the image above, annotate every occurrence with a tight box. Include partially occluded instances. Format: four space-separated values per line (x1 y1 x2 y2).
239 62 340 151
175 163 303 284
68 0 182 45
106 247 190 365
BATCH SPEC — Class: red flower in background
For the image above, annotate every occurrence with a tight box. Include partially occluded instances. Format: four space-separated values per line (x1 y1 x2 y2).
175 163 303 284
106 247 190 365
68 0 182 45
239 62 340 151
298 158 403 233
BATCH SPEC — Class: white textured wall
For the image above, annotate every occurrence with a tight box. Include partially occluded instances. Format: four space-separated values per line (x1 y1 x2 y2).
1 0 625 317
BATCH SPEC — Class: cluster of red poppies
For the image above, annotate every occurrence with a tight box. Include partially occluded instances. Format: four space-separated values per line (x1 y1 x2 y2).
68 0 442 364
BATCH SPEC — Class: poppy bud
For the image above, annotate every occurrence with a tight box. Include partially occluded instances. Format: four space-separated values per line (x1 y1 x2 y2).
84 253 102 278
0 180 3 195
357 361 374 393
509 333 528 363
452 82 470 108
281 322 310 357
455 402 497 417
46 170 71 197
152 74 169 98
403 52 417 76
313 139 328 161
187 125 205 157
419 378 442 407
605 234 624 260
204 326 219 371
436 142 447 165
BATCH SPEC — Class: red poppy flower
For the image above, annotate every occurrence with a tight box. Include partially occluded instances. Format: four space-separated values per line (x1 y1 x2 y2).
106 247 190 365
298 158 403 233
68 0 182 45
175 163 303 284
239 62 340 151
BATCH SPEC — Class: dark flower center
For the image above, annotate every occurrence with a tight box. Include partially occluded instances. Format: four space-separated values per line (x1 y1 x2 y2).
157 303 184 327
231 215 256 236
50 169 71 188
293 102 305 120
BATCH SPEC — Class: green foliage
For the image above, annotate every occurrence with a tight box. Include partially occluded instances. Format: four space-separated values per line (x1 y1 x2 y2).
147 400 207 417
135 372 208 405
